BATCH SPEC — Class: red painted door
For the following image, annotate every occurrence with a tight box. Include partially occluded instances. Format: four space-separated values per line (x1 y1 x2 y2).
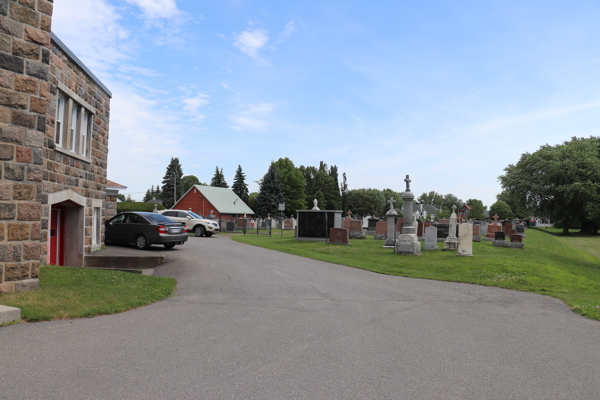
50 209 58 265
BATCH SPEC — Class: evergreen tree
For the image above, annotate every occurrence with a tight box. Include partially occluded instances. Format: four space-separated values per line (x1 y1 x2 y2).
143 189 151 202
154 184 161 199
256 161 285 217
232 165 249 203
275 158 305 216
210 166 228 188
160 157 184 208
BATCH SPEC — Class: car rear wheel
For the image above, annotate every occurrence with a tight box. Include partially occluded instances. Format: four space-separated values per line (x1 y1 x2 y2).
164 243 175 249
194 226 205 237
136 234 149 250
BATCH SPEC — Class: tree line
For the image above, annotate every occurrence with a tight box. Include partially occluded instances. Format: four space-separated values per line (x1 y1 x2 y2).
498 136 599 234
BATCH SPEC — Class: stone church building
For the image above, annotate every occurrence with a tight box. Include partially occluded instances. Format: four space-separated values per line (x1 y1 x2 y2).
0 1 113 292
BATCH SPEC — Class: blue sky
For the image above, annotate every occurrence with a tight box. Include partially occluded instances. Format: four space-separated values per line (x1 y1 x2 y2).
52 0 600 207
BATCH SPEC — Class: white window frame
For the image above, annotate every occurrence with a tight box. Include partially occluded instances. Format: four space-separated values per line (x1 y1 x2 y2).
92 207 100 245
54 82 96 163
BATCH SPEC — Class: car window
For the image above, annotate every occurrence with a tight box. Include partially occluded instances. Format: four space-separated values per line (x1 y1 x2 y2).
111 214 126 224
178 211 189 218
188 212 202 219
126 214 143 224
144 213 175 224
163 211 176 217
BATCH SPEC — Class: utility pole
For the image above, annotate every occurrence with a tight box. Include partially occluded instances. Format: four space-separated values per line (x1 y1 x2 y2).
174 174 176 207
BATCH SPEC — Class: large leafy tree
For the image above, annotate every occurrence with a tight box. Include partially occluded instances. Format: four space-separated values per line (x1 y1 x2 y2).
210 166 228 188
466 199 486 220
489 200 513 220
181 175 203 194
275 158 305 216
160 157 184 208
257 162 285 218
247 192 259 214
300 162 341 210
231 165 249 203
499 137 600 234
346 188 386 217
496 189 527 218
441 193 463 211
417 191 443 208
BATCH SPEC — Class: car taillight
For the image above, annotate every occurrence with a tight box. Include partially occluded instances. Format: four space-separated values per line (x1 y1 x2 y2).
183 227 188 233
157 225 168 234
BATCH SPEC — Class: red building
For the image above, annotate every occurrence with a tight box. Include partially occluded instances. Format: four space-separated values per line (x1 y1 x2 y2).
173 185 254 220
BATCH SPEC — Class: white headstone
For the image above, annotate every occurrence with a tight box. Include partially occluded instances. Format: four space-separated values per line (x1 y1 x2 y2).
457 223 473 256
424 226 438 250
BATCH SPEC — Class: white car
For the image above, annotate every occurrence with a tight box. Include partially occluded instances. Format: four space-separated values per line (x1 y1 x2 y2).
159 209 220 237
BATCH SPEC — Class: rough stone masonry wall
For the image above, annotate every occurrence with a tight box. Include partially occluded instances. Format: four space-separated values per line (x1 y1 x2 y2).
0 0 53 292
44 37 111 256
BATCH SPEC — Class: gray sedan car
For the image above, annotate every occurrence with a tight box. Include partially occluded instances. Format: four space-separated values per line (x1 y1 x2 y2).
105 212 188 249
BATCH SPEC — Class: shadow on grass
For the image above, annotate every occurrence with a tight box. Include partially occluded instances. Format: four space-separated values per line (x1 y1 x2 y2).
532 227 599 238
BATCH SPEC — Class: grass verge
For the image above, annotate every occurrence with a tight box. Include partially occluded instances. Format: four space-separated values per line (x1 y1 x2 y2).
233 228 600 321
0 266 176 323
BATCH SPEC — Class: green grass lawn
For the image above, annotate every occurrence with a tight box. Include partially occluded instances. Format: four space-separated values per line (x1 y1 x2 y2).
233 228 600 321
0 266 176 322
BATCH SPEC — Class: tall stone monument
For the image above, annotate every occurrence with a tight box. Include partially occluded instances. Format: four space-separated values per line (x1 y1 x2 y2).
395 175 421 255
443 205 459 251
384 197 397 247
457 223 473 256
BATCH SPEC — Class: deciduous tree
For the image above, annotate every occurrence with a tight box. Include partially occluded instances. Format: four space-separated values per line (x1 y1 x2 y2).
499 137 600 234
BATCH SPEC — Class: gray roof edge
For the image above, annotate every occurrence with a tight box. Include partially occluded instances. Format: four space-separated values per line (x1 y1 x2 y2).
51 33 112 98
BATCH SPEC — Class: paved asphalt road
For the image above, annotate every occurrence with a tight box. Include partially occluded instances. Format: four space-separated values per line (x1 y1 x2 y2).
1 236 599 399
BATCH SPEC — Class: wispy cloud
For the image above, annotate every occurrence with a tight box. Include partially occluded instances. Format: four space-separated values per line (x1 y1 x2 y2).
233 28 269 58
229 103 276 131
52 0 131 72
274 20 296 44
183 93 211 113
119 64 160 77
124 0 180 19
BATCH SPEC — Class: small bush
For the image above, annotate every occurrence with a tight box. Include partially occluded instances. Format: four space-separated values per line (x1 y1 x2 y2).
117 202 165 213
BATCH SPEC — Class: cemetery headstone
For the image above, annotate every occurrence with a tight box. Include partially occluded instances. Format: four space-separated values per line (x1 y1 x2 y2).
328 228 349 245
503 222 513 236
367 217 380 232
481 222 489 237
495 231 505 241
375 221 387 240
296 210 343 240
472 224 481 242
417 221 425 237
385 197 398 247
424 226 438 250
511 234 522 243
457 223 473 256
396 217 404 232
443 205 459 251
348 220 365 239
395 175 421 255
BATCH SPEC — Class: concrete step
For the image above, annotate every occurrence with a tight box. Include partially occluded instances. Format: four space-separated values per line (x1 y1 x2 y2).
0 305 20 324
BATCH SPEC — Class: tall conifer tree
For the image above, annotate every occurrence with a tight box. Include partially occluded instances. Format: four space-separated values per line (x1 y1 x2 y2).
161 157 184 208
257 161 285 217
232 165 249 203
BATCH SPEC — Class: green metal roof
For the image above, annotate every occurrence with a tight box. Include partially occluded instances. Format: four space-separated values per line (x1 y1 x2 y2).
191 185 254 215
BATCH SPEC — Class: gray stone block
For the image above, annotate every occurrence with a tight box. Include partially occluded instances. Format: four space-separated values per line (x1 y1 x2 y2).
473 235 481 242
492 240 524 249
395 234 421 255
0 305 20 324
15 278 39 292
374 233 386 240
349 230 365 239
